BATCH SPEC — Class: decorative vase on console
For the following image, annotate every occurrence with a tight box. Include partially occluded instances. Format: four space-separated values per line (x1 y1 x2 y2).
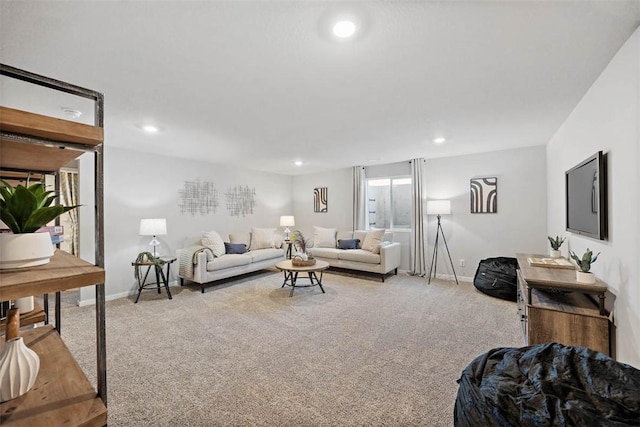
547 235 566 258
570 248 600 284
0 308 40 402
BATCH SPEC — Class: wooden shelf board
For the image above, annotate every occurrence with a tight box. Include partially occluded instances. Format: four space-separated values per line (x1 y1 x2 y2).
0 251 104 302
0 301 46 332
0 325 107 427
516 253 607 293
0 106 103 146
529 288 604 318
0 139 84 173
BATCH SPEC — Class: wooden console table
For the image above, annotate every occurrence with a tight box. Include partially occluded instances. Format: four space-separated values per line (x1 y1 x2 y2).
516 253 611 356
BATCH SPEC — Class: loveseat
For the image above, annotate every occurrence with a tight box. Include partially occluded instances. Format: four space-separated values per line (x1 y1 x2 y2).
177 228 285 293
306 227 401 282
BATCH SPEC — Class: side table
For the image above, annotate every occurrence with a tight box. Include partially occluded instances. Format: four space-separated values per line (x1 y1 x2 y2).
284 240 294 259
131 256 176 303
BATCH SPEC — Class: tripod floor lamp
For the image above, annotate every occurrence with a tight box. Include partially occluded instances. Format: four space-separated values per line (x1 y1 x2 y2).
426 200 458 285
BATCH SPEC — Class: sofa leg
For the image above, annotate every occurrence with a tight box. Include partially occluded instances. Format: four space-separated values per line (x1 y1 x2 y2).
395 268 398 275
180 277 184 286
381 274 385 283
201 284 205 293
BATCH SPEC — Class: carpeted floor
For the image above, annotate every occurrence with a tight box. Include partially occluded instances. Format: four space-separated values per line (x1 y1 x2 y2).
60 269 522 426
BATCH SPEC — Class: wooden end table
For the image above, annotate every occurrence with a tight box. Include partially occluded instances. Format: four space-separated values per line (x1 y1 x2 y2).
276 259 329 297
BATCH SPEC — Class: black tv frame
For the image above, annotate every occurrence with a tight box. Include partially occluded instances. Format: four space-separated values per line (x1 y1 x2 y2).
565 151 607 240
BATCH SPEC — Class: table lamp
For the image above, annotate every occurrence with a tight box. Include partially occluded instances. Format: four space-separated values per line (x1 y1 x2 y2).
280 216 295 240
139 218 167 257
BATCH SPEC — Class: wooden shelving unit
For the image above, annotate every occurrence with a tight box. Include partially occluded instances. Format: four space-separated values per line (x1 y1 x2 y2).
0 64 107 426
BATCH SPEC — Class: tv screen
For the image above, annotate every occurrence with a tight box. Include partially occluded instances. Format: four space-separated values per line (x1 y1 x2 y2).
565 151 607 240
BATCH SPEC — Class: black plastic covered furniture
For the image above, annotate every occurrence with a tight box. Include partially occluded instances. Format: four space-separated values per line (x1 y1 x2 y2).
455 343 640 426
473 257 518 301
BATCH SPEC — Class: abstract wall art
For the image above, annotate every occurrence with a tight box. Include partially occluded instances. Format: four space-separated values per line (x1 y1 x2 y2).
178 179 219 215
470 177 497 213
225 185 256 217
314 187 328 213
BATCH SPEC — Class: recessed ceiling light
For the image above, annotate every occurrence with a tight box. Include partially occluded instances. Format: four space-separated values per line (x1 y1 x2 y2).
61 107 82 119
333 20 356 38
294 160 303 167
433 137 446 144
142 125 159 133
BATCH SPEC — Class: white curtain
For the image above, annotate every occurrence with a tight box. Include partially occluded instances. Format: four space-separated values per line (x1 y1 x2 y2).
60 171 79 256
409 158 427 276
352 166 367 230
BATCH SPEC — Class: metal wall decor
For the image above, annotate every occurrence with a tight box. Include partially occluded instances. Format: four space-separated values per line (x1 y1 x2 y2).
178 179 219 215
470 177 497 213
225 185 256 217
314 187 328 213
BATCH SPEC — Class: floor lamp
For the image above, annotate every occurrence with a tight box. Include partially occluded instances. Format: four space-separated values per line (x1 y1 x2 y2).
427 200 458 285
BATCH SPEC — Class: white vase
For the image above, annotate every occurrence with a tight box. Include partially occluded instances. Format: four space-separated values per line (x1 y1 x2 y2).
14 296 34 313
0 233 54 270
576 271 596 284
550 249 561 258
0 337 40 402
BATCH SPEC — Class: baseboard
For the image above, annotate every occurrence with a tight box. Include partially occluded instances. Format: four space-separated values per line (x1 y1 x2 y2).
431 273 474 283
78 279 181 306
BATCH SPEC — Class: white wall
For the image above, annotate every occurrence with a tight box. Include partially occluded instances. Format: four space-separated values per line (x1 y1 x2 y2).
80 146 293 303
425 145 548 280
547 28 639 367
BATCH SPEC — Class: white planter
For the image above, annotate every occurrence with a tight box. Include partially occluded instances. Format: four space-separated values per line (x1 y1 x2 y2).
550 249 562 258
0 233 54 270
14 296 34 313
576 271 596 284
0 337 40 402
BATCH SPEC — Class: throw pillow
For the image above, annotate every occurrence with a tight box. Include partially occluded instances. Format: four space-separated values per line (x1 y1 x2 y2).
313 226 337 248
225 242 247 255
337 239 360 250
362 228 385 253
229 232 251 247
249 227 276 250
353 231 368 248
201 230 225 257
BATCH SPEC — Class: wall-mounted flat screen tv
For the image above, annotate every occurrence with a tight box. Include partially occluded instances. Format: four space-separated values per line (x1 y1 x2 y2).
565 151 607 240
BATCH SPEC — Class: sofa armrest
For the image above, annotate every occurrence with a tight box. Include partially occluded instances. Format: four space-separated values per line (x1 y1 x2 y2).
380 242 401 274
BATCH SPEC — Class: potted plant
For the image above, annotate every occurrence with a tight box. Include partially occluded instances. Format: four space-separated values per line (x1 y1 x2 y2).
290 230 314 263
0 180 78 269
569 248 600 284
547 235 566 258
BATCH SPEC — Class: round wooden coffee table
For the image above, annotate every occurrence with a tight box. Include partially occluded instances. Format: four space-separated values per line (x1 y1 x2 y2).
275 259 329 297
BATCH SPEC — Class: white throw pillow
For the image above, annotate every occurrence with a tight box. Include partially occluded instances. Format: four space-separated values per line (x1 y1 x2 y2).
362 228 385 253
353 231 368 249
249 227 276 250
201 230 225 257
229 232 251 247
313 226 337 248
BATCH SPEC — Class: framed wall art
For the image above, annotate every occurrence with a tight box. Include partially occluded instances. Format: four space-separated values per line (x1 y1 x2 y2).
314 187 328 213
470 177 497 213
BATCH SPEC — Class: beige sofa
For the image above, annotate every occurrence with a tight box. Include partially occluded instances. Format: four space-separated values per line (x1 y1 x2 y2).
306 228 401 282
177 228 285 293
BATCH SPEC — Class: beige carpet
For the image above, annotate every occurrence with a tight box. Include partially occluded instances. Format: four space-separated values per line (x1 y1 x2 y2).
59 269 522 426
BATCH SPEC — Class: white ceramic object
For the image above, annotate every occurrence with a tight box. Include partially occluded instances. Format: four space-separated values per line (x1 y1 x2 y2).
576 271 596 284
0 337 40 402
0 233 53 269
550 250 562 258
14 296 34 313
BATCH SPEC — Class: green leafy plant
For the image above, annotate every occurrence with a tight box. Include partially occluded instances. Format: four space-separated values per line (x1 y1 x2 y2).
569 248 600 273
0 180 79 233
134 251 165 280
290 230 311 254
548 235 566 250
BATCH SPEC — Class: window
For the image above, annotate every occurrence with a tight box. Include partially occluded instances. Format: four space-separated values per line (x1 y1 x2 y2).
367 177 411 229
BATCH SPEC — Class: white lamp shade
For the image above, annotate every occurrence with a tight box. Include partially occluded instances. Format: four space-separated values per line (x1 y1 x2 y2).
139 218 167 236
426 200 451 215
280 216 295 227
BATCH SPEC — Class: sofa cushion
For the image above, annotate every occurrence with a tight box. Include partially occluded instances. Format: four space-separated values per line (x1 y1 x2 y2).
313 226 337 248
353 231 368 248
229 232 251 247
337 239 360 250
225 242 247 254
250 227 276 250
362 228 385 254
307 247 340 260
207 253 252 270
250 248 283 263
337 249 381 264
201 230 225 257
336 231 353 241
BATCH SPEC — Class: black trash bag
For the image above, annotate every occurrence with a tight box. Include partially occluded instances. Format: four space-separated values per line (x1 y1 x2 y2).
473 257 518 301
454 343 640 427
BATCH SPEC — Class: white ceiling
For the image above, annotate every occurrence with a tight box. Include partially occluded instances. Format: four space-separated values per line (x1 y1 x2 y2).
1 1 639 175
